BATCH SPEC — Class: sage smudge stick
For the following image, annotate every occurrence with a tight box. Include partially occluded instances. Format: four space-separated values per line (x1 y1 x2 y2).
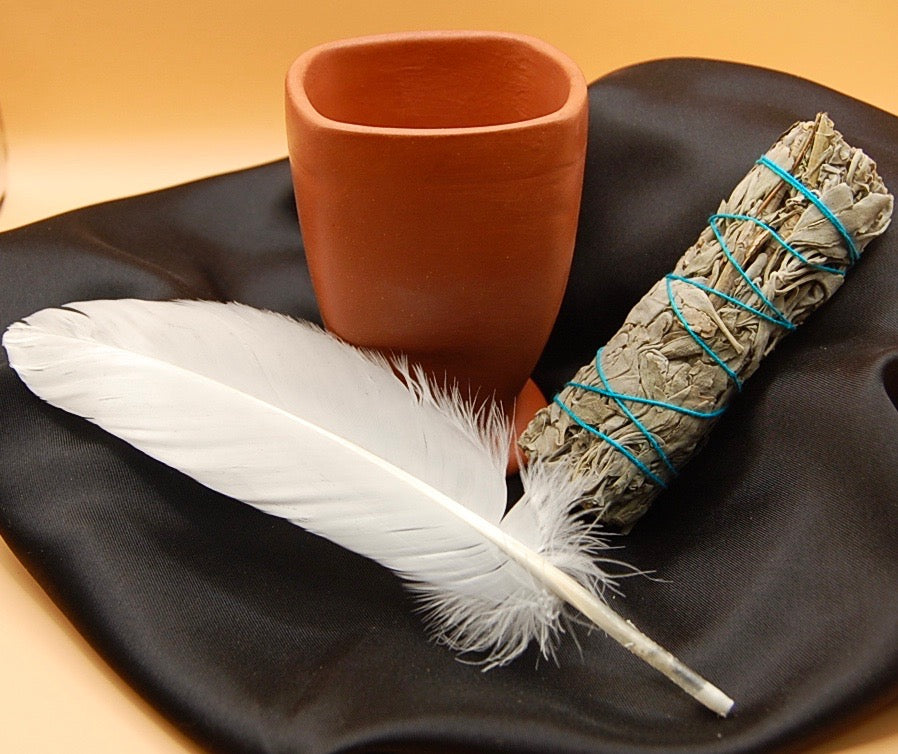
519 114 893 531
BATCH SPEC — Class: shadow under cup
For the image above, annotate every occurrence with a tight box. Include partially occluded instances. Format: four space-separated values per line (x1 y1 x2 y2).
285 31 588 423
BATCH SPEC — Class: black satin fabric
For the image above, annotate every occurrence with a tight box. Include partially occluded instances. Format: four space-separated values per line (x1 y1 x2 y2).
2 59 897 754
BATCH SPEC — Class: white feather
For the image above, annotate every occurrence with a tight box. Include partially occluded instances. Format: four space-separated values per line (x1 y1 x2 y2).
2 299 732 714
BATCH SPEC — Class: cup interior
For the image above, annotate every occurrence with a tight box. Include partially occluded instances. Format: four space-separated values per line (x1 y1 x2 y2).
302 35 573 130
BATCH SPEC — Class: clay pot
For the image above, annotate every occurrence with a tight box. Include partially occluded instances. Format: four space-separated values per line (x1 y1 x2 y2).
285 31 587 440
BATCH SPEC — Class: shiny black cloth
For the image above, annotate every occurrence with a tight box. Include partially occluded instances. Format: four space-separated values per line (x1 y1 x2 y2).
2 59 897 753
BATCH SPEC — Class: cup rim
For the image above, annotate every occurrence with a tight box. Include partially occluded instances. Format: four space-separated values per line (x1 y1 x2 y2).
286 30 587 137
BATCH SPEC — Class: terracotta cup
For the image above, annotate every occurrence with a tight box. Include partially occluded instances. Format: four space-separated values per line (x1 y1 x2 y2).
285 31 587 439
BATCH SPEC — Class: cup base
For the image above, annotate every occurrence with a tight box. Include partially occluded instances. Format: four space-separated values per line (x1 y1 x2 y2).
507 378 547 476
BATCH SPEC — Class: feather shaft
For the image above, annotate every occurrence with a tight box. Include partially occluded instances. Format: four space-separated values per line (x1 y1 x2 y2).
451 515 733 714
535 562 734 715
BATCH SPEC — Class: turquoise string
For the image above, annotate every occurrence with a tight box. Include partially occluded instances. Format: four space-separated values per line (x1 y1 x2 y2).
552 394 668 487
665 274 744 388
553 154 855 487
757 155 860 265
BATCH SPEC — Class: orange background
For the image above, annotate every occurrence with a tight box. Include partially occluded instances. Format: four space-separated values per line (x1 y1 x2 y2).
2 1 897 751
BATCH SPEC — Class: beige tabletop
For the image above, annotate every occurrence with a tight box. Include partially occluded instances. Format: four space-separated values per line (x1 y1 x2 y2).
2 2 898 751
